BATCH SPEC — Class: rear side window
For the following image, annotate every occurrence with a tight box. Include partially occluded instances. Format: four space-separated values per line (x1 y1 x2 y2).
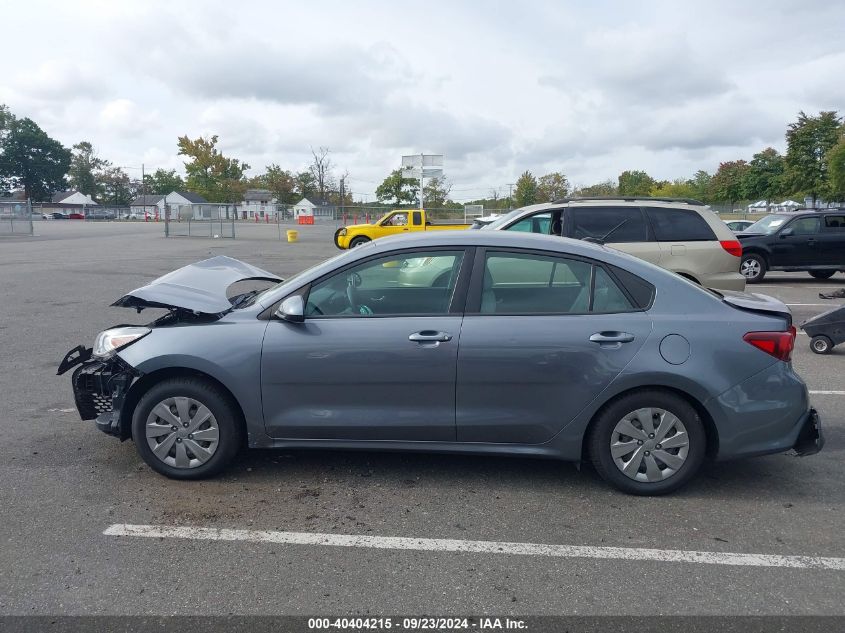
644 207 716 241
567 207 648 243
824 215 845 230
505 212 551 234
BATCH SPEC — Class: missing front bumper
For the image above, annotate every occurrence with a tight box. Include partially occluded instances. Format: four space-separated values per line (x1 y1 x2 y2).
61 348 138 438
793 408 824 456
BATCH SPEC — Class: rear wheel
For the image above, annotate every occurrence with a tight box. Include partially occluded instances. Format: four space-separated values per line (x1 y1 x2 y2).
740 253 766 283
809 270 836 280
810 335 833 355
349 236 371 248
132 377 242 479
588 390 706 495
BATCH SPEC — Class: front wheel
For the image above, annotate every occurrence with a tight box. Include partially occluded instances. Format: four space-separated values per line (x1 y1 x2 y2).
587 390 706 495
132 377 243 479
809 270 836 280
810 335 833 355
349 236 371 248
740 254 767 283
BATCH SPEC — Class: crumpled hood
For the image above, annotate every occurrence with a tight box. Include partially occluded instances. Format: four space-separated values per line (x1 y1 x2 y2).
112 255 281 313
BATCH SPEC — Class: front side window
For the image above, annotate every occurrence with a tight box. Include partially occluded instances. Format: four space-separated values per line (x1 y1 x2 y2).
306 251 464 317
645 207 716 241
479 252 632 314
382 212 409 226
788 216 820 235
567 207 648 243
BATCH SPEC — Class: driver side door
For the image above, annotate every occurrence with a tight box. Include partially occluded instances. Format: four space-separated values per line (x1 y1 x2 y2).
260 248 469 441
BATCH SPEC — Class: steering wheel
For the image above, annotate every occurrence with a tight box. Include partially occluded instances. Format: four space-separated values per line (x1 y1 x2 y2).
345 272 367 313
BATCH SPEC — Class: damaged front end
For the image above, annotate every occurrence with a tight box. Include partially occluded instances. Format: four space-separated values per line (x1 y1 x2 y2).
57 255 282 440
58 346 140 439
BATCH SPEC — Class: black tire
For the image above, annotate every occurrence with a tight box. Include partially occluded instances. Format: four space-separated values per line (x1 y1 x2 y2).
809 270 836 280
587 390 706 495
349 236 370 248
131 377 243 479
333 228 344 249
810 335 833 355
740 253 767 283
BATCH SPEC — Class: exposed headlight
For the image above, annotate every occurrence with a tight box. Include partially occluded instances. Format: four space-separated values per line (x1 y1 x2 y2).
93 326 151 358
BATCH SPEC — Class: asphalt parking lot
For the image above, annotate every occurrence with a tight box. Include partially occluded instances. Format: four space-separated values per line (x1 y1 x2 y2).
1 221 843 616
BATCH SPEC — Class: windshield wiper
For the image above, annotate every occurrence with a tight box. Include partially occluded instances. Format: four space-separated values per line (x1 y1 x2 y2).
582 218 631 244
229 289 262 309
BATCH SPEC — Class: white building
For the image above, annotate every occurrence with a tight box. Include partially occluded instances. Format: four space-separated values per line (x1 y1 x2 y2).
51 190 98 206
293 197 334 218
240 189 276 219
129 191 210 220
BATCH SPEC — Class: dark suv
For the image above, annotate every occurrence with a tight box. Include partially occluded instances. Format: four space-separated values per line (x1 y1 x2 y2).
737 210 845 283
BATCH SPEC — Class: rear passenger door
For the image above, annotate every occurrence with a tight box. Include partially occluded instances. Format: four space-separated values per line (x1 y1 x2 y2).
564 206 660 265
643 207 719 276
455 249 653 444
819 214 845 267
775 216 822 267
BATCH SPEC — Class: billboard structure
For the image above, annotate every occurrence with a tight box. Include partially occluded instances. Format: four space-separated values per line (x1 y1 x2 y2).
402 154 443 210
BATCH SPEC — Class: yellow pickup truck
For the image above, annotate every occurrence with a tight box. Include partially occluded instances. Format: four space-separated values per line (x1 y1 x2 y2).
333 210 470 249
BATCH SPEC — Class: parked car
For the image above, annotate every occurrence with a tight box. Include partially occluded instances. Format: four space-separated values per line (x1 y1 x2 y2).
483 197 745 291
725 219 755 232
469 214 502 229
58 231 822 495
334 209 470 249
67 212 85 220
737 210 845 283
52 212 68 220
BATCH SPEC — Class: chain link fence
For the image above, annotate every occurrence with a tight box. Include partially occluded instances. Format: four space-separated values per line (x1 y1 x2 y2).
164 204 237 238
0 200 33 236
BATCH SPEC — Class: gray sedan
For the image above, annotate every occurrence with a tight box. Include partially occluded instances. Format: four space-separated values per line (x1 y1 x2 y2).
58 231 822 494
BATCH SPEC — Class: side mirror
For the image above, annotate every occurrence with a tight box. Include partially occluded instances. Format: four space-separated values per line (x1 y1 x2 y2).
275 295 305 323
780 227 794 238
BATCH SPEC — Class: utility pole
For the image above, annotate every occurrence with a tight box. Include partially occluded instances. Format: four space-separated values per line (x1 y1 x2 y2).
507 183 515 210
339 175 345 221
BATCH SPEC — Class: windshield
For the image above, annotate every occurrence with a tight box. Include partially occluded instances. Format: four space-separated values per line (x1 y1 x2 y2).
744 214 790 234
252 250 354 305
481 208 530 230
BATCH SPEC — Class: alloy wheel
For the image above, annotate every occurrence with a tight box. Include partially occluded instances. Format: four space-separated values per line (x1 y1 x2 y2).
610 408 690 483
741 258 761 279
145 396 220 469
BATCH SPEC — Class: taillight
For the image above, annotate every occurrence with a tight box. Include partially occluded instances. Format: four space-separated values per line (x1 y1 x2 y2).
743 329 796 362
720 240 742 257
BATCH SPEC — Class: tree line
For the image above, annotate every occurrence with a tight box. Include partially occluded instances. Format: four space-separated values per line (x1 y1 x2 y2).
2 104 844 210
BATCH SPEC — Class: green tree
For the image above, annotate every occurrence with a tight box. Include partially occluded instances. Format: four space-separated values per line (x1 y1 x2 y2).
143 168 185 195
784 110 842 204
375 169 419 205
422 176 451 208
68 141 106 197
253 164 297 204
295 171 317 199
176 134 249 203
743 147 785 209
98 166 136 205
513 170 538 207
617 170 657 196
650 178 697 199
827 136 845 202
573 180 618 197
688 170 712 202
0 115 71 201
709 160 750 209
536 172 569 201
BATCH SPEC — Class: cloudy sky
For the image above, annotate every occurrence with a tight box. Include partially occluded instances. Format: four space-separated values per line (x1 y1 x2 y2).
2 0 843 201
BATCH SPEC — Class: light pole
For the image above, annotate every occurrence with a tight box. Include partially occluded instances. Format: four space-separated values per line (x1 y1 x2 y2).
402 154 443 211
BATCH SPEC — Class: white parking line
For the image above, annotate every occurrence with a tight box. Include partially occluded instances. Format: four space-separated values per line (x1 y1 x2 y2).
103 524 845 571
786 303 834 307
809 390 845 395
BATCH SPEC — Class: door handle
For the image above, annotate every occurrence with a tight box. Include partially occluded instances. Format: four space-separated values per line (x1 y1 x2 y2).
409 330 452 343
590 332 635 344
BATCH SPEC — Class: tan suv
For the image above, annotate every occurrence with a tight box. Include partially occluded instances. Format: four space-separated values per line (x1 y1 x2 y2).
483 197 746 291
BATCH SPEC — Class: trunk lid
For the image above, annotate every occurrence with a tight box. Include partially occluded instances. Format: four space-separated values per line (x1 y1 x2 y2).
112 256 281 314
720 290 792 325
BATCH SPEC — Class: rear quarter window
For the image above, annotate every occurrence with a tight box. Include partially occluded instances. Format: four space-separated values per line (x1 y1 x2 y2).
645 207 716 241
